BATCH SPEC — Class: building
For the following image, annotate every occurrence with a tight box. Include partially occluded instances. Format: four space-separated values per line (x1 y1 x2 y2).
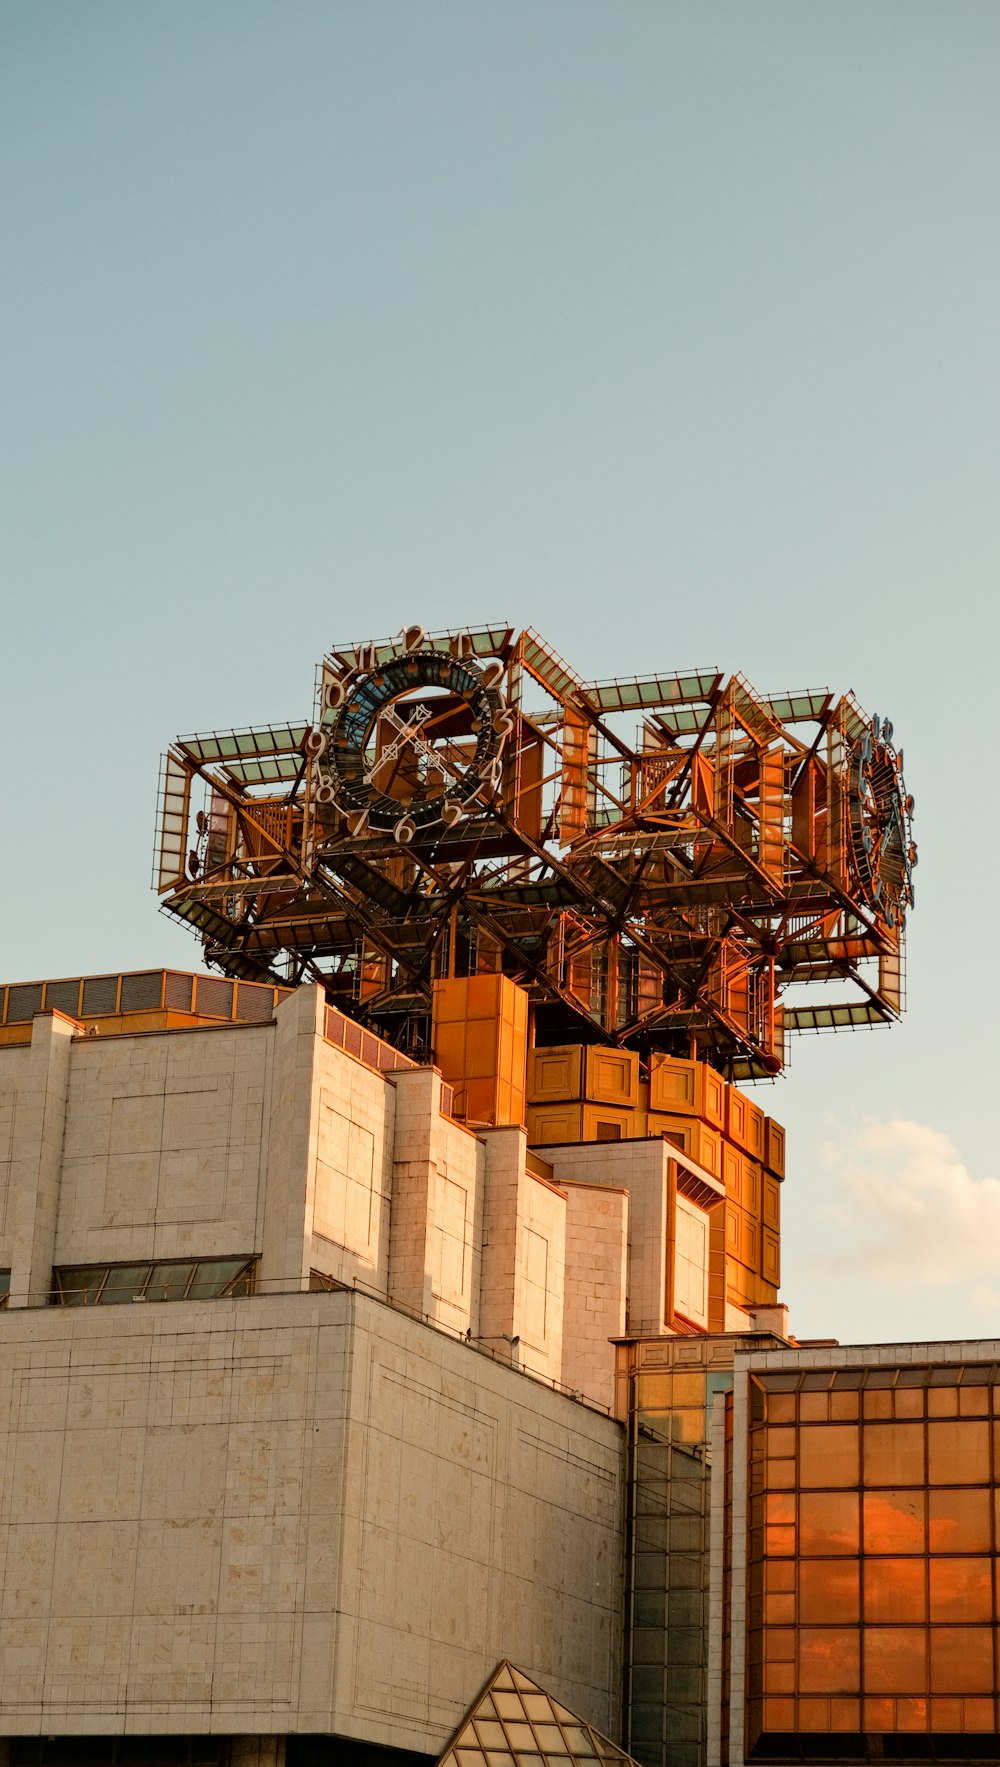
3 626 977 1767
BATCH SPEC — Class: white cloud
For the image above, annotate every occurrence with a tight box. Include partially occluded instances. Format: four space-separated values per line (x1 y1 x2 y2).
817 1117 1000 1287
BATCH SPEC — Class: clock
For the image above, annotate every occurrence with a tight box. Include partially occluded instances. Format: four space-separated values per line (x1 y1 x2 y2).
311 644 512 841
847 715 916 927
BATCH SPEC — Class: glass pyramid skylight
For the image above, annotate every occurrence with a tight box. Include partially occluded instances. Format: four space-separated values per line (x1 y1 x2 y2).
435 1660 638 1767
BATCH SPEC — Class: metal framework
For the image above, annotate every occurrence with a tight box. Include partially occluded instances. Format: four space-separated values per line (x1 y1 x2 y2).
154 624 916 1079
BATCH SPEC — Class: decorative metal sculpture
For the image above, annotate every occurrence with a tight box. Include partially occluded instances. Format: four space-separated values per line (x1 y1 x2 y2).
155 625 915 1079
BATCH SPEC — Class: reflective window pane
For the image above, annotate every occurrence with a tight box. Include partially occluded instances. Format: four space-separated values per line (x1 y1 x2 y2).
927 1488 991 1554
863 1422 924 1487
863 1627 928 1695
863 1558 926 1624
863 1489 926 1554
928 1559 993 1624
929 1626 995 1694
799 1425 858 1489
761 1697 794 1731
798 1560 859 1625
766 1426 796 1460
927 1420 989 1485
799 1491 859 1556
797 1628 860 1694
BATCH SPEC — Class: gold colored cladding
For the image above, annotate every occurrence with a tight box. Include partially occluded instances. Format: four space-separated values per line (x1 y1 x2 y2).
527 1043 639 1107
648 1053 726 1128
435 1657 637 1767
525 1100 635 1145
644 1114 722 1179
431 974 529 1126
522 1041 785 1316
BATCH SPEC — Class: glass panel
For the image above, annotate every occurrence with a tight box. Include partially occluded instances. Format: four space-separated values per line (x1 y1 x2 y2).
895 1697 928 1731
560 1729 596 1757
504 1726 534 1749
863 1490 926 1554
863 1558 926 1623
863 1627 928 1694
863 1389 893 1420
99 1263 151 1303
863 1422 924 1486
929 1626 995 1694
962 1697 996 1730
958 1385 990 1417
186 1258 249 1299
767 1393 796 1423
766 1426 796 1458
637 1374 672 1408
863 1697 895 1731
927 1420 990 1484
146 1262 189 1301
928 1559 993 1623
928 1488 991 1554
764 1593 795 1624
797 1628 861 1694
532 1727 566 1754
894 1388 924 1419
799 1560 860 1624
766 1460 796 1490
765 1560 795 1593
828 1698 861 1732
797 1698 831 1732
762 1661 794 1694
57 1266 105 1305
764 1628 796 1661
669 1373 705 1406
799 1424 858 1488
928 1386 958 1417
474 1726 506 1750
764 1524 795 1557
830 1390 860 1421
761 1697 795 1730
492 1697 523 1721
799 1393 828 1423
765 1493 795 1525
799 1491 859 1555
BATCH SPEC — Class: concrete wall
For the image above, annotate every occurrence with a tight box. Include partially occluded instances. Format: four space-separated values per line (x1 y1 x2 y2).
560 1182 628 1413
0 1001 719 1409
0 1288 624 1749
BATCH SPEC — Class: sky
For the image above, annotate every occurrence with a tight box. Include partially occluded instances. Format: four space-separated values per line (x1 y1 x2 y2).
2 1 998 1345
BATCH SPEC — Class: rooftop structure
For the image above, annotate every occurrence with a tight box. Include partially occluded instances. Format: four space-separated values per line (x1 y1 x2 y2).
154 626 916 1080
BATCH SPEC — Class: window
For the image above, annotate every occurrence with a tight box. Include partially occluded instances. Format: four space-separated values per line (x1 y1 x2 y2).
53 1256 255 1305
746 1367 1000 1753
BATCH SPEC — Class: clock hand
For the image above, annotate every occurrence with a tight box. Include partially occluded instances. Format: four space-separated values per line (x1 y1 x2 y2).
363 705 432 783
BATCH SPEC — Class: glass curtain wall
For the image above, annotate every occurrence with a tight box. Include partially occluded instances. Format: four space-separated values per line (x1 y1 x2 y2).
745 1362 1000 1761
620 1339 740 1767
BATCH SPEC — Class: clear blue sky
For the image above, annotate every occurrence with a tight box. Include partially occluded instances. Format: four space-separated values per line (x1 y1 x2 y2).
2 1 998 1344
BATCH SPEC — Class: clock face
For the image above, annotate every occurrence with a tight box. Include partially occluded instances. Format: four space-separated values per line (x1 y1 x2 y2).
847 716 916 926
314 649 511 839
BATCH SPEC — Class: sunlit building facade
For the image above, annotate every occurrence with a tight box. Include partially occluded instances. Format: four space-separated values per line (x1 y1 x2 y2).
0 626 946 1766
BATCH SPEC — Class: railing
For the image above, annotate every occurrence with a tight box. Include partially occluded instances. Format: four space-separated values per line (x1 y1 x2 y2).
322 1003 457 1119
